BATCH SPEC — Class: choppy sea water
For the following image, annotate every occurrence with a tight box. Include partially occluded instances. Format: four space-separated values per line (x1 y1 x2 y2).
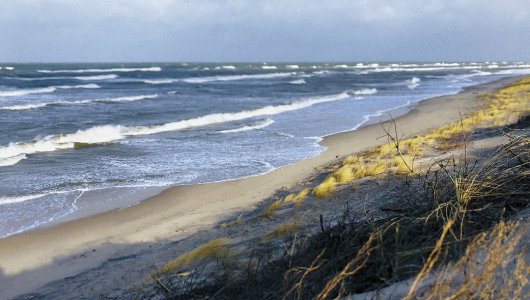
1 62 529 238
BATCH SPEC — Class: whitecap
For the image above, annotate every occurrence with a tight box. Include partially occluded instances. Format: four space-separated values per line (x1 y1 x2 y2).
406 77 421 89
37 67 161 73
289 79 306 85
0 94 158 111
349 88 378 95
333 64 349 69
0 92 351 165
74 74 118 81
0 154 27 166
221 65 236 70
262 65 277 70
219 118 275 133
285 65 299 69
0 87 56 97
181 72 295 83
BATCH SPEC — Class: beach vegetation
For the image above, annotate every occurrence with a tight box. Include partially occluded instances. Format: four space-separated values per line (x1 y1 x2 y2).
263 199 283 218
160 238 230 273
284 188 310 208
312 176 337 198
262 221 300 242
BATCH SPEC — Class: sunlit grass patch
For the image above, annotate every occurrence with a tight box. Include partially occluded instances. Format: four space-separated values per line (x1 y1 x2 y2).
161 238 229 272
263 199 283 218
363 162 388 177
313 176 337 198
284 188 311 208
392 155 415 174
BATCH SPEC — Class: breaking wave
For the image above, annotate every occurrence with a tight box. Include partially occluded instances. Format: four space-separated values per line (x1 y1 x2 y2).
348 88 378 95
406 77 421 89
0 92 351 165
289 79 306 85
0 87 56 97
37 67 161 73
182 72 295 83
74 74 118 81
0 94 158 111
219 118 275 133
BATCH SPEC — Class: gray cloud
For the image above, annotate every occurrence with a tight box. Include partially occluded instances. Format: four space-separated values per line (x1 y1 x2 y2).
1 0 529 62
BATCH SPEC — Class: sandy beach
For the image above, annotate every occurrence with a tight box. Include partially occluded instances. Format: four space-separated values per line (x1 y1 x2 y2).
0 76 525 299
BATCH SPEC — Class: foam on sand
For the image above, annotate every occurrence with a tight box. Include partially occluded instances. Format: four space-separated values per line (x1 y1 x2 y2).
219 118 275 133
37 67 161 73
0 92 351 165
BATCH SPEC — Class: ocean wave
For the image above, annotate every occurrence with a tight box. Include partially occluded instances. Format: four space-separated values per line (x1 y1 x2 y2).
406 77 421 89
0 66 15 71
285 65 299 69
0 91 351 165
143 79 179 84
0 193 48 205
333 64 349 69
0 154 27 167
262 65 277 70
55 84 101 89
214 65 236 70
0 87 56 97
219 118 275 133
289 79 306 85
74 74 118 81
348 88 378 95
181 72 296 83
37 67 161 73
0 94 158 111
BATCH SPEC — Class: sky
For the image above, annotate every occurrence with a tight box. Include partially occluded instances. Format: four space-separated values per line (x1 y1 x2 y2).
1 0 529 62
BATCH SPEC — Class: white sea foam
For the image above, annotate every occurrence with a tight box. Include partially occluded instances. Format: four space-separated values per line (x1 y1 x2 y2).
262 65 277 70
0 92 351 165
349 88 378 95
0 94 158 111
0 103 48 111
0 87 56 97
181 72 295 83
37 67 161 73
406 77 421 89
144 79 178 84
74 74 118 81
333 64 349 69
285 65 299 69
1 66 15 71
219 118 275 133
221 65 236 70
0 193 47 205
0 154 27 167
289 79 306 85
54 84 101 89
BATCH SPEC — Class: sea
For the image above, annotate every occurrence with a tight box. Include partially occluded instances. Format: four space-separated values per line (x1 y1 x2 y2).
1 62 530 238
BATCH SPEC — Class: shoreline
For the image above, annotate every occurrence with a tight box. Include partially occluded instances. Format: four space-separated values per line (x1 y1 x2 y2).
0 75 525 299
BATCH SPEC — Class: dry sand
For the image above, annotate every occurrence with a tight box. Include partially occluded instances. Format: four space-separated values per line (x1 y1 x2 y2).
0 76 524 299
